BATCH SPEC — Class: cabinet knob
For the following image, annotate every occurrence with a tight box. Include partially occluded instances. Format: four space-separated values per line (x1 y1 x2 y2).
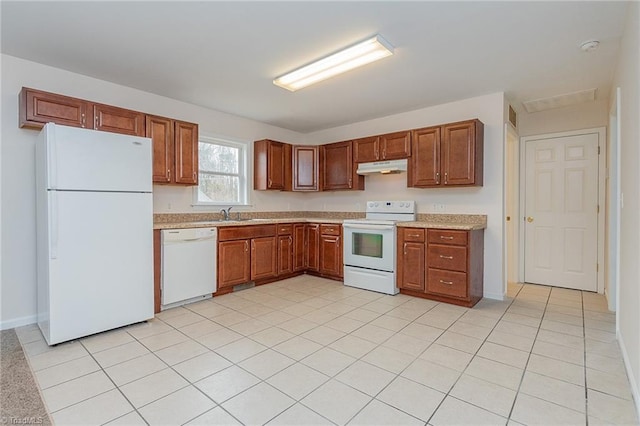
436 172 440 184
444 172 448 184
245 241 249 252
439 255 454 260
439 236 454 240
439 279 454 285
348 178 352 188
168 169 171 180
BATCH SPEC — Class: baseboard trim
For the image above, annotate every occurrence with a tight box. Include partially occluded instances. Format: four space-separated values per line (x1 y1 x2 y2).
618 331 640 421
0 315 37 331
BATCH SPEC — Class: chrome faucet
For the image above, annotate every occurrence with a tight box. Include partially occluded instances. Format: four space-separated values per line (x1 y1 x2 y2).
220 206 233 221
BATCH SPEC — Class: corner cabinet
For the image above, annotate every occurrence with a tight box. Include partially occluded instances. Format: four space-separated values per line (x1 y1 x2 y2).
353 131 411 163
146 115 198 185
254 139 292 191
408 119 483 187
397 227 484 307
292 145 319 191
320 141 364 191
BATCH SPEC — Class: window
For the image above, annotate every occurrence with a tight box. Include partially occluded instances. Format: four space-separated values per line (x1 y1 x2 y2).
194 136 248 205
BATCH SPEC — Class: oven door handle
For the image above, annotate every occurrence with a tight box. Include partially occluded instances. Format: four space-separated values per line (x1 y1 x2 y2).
343 224 395 231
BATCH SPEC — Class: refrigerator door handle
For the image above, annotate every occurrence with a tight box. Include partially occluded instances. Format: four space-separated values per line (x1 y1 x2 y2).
50 191 58 259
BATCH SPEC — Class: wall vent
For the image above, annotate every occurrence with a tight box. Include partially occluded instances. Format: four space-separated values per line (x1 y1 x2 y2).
522 88 597 113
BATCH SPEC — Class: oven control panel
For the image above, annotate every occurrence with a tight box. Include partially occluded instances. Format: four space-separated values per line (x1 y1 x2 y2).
366 200 416 214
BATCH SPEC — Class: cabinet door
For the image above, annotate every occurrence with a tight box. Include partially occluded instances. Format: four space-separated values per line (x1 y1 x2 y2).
319 235 342 277
268 141 286 190
398 241 425 291
293 224 307 271
380 131 411 160
218 240 250 287
93 104 145 136
20 87 91 129
174 121 199 185
146 115 173 183
408 126 441 187
305 224 320 271
293 145 318 191
277 235 293 275
353 136 379 163
251 236 277 280
441 120 481 186
321 141 363 190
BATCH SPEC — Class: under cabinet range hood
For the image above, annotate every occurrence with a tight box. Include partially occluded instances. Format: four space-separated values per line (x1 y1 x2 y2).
356 159 408 175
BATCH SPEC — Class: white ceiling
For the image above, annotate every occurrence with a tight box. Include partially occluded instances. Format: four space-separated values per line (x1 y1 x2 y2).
0 1 628 133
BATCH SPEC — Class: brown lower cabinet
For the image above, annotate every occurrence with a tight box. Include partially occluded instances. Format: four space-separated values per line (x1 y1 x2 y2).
305 224 320 272
293 224 306 271
397 227 484 307
217 225 278 290
218 239 251 287
277 224 294 276
319 224 343 279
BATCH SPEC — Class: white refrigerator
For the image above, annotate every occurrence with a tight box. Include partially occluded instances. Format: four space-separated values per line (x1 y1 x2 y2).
36 123 154 345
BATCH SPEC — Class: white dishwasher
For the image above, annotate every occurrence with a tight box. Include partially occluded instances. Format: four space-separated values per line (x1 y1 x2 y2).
161 227 217 309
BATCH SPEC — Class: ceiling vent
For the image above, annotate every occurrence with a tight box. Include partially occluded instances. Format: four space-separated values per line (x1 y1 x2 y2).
522 88 597 113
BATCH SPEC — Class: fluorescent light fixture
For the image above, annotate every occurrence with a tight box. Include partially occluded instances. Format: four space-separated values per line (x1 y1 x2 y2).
274 35 394 92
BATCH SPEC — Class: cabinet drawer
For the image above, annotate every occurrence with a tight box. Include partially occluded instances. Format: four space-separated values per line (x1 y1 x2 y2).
401 228 425 242
218 225 277 241
427 269 467 298
428 229 468 246
427 244 467 272
320 224 341 236
277 224 293 235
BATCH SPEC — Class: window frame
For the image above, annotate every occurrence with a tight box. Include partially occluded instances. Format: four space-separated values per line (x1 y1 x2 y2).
192 135 250 207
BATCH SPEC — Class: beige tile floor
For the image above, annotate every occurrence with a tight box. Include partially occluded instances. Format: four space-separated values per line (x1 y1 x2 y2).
15 276 639 425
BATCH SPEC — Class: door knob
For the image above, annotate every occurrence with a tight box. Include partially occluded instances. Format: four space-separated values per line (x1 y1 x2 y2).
526 217 534 223
506 216 511 221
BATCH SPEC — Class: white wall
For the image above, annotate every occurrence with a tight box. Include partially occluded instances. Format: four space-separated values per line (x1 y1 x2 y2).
0 54 304 329
611 0 640 415
305 93 507 301
517 98 609 137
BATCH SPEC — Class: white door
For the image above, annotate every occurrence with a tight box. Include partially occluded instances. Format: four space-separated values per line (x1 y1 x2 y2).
523 132 599 291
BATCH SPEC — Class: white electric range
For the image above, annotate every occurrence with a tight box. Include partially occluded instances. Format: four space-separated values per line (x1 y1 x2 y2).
342 201 416 295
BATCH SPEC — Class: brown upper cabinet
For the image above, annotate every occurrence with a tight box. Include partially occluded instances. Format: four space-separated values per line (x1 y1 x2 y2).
320 141 364 191
93 104 145 136
146 115 199 185
353 131 411 163
20 87 199 186
408 119 483 188
20 87 145 136
254 139 292 191
20 88 91 129
292 145 319 191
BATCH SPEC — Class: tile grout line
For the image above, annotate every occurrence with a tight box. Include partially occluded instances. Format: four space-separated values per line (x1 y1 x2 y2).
504 284 552 422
